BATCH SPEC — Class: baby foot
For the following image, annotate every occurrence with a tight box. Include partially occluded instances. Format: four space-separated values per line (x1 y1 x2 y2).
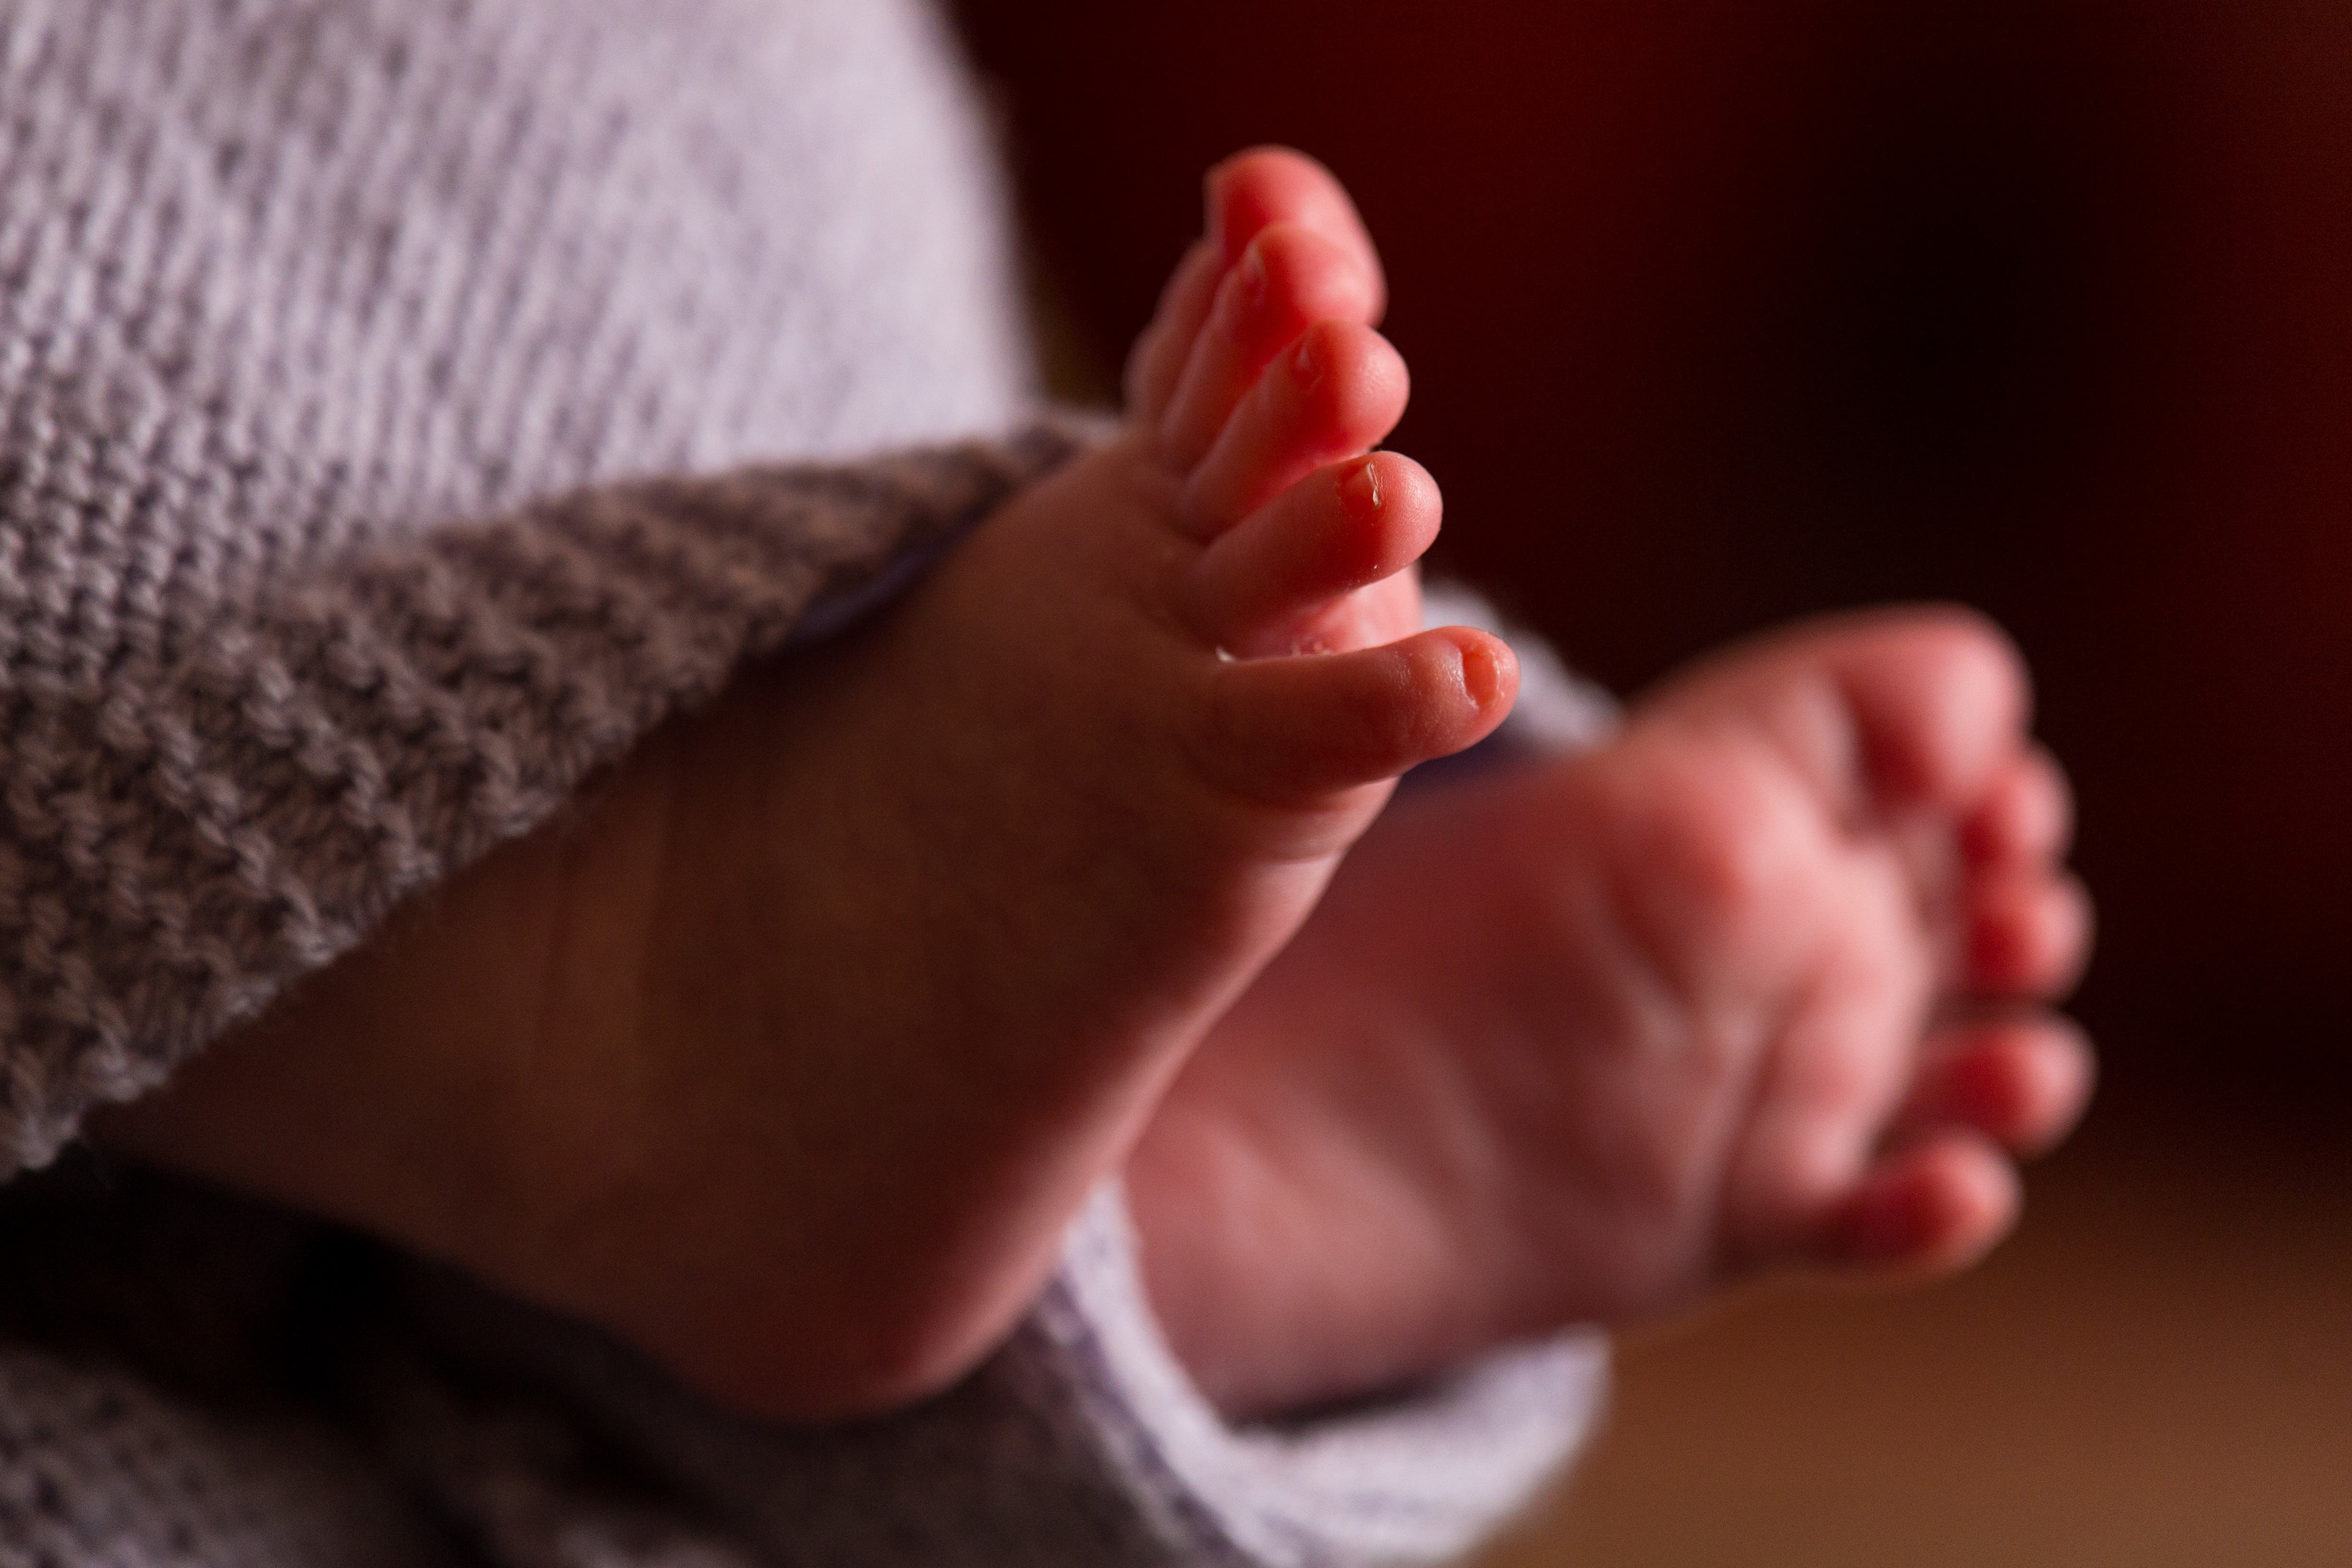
98 152 1504 1417
1129 609 2095 1414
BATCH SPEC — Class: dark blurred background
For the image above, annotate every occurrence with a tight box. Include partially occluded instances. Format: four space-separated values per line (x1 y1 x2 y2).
951 3 2352 1560
956 0 2352 1124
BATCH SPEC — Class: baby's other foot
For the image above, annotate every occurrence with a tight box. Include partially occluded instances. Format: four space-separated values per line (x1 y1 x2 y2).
101 152 1510 1418
1130 609 2093 1413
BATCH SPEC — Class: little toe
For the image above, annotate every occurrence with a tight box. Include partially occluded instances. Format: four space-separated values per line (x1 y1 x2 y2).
1183 452 1440 656
1132 149 1385 427
1815 1130 2021 1278
1897 1017 2096 1156
1159 225 1386 470
1961 743 2075 871
1960 867 2094 998
1206 146 1388 314
1181 320 1409 535
1197 627 1516 809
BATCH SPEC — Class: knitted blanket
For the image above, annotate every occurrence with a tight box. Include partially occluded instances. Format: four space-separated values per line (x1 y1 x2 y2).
0 3 1605 1563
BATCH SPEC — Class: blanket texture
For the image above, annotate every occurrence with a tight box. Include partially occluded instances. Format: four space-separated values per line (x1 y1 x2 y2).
0 2 1607 1563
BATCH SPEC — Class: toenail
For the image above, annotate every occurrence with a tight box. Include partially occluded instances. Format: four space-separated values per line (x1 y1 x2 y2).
1215 245 1269 340
1292 335 1325 393
1459 638 1503 708
1239 244 1269 312
1339 457 1384 520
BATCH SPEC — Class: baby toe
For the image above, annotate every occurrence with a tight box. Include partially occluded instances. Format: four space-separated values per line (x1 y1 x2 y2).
1720 968 1934 1271
1815 1130 2021 1278
1195 626 1515 813
1827 608 2033 816
1959 866 2093 998
1961 743 2075 872
1180 320 1409 536
1648 607 2032 830
1132 148 1387 431
1161 235 1390 476
1182 452 1439 656
1206 146 1388 310
1897 1017 2096 1156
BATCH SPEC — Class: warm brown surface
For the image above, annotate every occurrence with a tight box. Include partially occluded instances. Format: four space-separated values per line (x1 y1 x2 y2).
1475 1111 2352 1567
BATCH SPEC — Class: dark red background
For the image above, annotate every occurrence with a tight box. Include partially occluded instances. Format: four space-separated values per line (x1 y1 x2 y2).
956 0 2352 1120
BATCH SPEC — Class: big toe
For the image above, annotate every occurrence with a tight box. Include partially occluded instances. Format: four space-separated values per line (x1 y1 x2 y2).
1199 627 1516 817
1655 607 2032 824
1840 610 2031 810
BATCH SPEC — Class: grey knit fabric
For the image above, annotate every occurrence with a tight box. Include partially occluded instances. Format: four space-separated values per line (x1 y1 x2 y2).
0 1344 452 1568
0 1165 1606 1567
0 0 1043 1173
0 2 1606 1563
